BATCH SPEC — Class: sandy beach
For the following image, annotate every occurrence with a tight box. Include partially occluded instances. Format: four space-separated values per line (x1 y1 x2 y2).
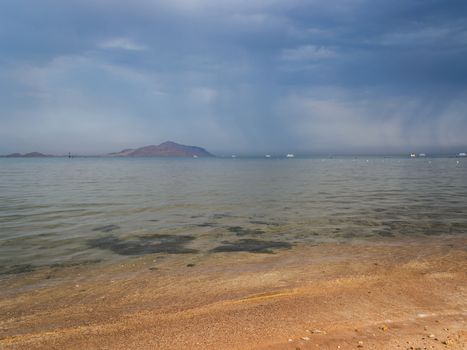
1 236 466 350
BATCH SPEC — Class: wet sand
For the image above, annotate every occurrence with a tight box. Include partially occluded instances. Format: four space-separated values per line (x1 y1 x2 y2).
1 237 466 349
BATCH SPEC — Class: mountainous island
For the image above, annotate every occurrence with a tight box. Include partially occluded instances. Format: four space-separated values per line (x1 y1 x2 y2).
109 141 214 157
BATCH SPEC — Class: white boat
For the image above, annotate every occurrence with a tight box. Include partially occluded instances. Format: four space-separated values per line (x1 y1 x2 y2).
410 153 416 158
193 155 198 158
286 154 295 158
231 155 237 158
265 154 271 158
419 153 426 157
459 152 466 157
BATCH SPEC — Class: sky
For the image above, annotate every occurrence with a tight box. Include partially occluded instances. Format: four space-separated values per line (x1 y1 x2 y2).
1 0 467 155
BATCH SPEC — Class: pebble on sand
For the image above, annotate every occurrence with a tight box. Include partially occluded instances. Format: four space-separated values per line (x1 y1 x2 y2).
442 339 454 346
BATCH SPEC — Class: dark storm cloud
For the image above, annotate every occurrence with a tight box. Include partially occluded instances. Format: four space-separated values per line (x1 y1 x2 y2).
0 0 466 154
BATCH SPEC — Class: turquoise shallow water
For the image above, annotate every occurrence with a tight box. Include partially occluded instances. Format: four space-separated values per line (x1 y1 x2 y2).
1 156 466 275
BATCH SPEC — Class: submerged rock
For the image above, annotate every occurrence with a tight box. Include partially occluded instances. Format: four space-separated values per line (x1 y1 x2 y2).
227 226 265 236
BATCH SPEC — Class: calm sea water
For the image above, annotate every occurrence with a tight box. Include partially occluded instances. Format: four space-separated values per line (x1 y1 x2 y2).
1 157 466 275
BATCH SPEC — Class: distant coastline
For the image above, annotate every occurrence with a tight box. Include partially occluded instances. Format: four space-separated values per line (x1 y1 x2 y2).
2 142 467 159
1 152 53 158
1 141 214 158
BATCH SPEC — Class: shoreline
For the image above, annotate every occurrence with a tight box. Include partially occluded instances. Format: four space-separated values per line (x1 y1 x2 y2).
1 237 466 349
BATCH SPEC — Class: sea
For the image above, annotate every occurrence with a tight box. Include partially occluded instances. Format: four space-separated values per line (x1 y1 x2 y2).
1 156 466 277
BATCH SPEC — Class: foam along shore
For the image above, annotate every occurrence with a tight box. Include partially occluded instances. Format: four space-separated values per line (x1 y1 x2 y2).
0 236 466 350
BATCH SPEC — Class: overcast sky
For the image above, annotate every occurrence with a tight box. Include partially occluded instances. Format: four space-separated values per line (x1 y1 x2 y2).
1 0 467 155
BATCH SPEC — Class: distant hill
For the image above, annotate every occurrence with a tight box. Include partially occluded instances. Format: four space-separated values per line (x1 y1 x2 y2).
3 152 53 158
109 141 214 157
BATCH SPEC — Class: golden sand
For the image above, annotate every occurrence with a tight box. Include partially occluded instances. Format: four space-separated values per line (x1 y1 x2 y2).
1 237 466 349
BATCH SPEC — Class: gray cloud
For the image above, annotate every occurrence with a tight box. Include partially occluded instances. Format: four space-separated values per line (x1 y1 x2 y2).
98 38 147 51
0 0 466 154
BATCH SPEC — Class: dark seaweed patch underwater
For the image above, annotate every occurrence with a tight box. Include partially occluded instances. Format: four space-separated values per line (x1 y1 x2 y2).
88 234 197 255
